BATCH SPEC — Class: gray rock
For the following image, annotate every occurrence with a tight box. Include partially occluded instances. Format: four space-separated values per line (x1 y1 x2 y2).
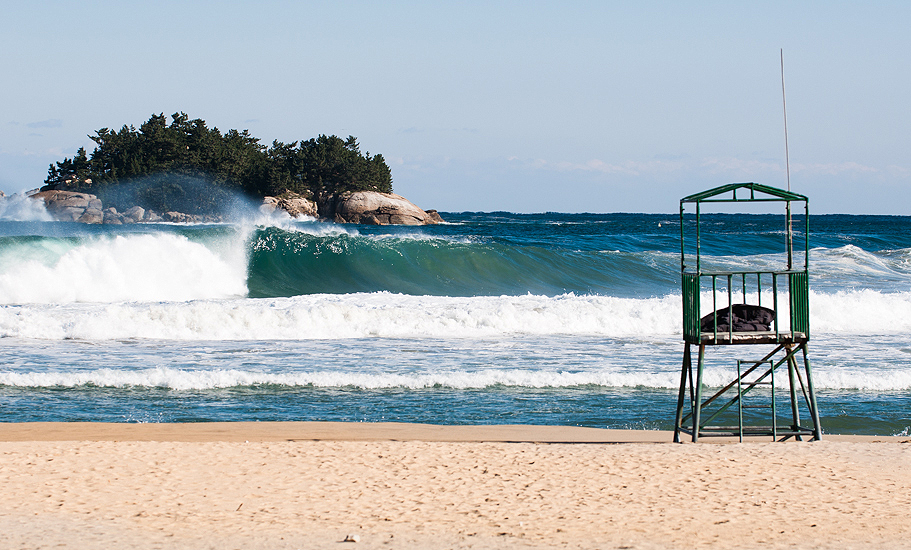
282 196 318 218
260 197 280 214
103 211 123 224
332 191 441 225
56 207 84 221
262 193 318 218
163 211 198 223
30 190 103 222
125 206 145 222
59 195 90 209
78 208 104 224
29 187 440 226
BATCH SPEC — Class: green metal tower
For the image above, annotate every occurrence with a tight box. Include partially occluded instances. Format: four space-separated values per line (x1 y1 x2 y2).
674 183 822 442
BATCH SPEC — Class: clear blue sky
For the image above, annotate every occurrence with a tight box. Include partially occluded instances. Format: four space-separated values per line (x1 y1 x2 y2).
2 1 909 214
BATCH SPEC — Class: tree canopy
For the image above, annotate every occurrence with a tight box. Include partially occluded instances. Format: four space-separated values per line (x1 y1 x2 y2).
43 113 393 214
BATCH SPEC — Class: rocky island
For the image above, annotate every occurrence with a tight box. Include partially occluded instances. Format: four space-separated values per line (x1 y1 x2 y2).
34 113 442 225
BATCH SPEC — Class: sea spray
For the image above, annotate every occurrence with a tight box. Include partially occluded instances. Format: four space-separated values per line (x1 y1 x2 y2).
0 192 54 222
0 232 248 303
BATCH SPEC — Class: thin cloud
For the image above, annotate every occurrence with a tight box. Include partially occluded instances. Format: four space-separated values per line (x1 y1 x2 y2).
702 158 885 177
26 119 63 129
399 127 479 135
519 157 685 176
701 157 782 175
792 161 878 176
16 147 65 157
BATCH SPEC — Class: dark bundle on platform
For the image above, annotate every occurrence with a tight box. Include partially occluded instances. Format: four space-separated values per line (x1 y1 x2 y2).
700 304 775 333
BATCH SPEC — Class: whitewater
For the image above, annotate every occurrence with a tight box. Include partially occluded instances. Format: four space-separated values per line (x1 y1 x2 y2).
0 206 909 434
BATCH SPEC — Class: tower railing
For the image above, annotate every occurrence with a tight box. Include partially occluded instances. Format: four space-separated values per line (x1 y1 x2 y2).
682 269 809 345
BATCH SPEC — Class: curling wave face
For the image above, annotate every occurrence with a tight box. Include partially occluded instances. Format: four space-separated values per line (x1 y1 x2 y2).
4 214 911 304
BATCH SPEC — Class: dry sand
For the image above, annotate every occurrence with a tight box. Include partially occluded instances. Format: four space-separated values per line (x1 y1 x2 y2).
0 422 909 549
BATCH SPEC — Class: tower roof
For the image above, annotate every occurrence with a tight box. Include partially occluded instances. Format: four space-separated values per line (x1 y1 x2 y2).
681 182 807 204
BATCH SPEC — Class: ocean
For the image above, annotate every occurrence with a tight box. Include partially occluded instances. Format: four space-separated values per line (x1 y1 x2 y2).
1 202 909 435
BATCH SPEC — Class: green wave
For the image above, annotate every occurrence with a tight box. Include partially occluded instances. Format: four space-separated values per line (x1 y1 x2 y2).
245 227 680 297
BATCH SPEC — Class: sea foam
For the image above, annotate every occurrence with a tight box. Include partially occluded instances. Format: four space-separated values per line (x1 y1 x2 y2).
0 293 681 340
2 361 908 391
2 289 911 341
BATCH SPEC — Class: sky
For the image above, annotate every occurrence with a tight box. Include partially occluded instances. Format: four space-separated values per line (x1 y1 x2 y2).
1 1 909 214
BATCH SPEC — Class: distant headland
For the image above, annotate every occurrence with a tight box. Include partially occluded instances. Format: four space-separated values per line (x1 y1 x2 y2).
32 112 442 225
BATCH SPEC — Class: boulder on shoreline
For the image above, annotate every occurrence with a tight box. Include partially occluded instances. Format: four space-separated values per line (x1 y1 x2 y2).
333 191 439 225
31 190 104 223
263 190 442 225
29 188 442 226
260 193 318 219
29 190 167 224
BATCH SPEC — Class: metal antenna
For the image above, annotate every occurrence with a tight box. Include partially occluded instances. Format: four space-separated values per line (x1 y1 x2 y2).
781 49 794 269
781 49 791 192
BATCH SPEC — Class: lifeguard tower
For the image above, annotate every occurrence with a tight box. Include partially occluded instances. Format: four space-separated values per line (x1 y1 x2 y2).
673 183 822 442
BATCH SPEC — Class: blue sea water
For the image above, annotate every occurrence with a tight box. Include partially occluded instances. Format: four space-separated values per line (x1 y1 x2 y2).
0 202 909 435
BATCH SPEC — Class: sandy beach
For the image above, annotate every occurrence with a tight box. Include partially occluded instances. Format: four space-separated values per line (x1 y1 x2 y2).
0 423 908 549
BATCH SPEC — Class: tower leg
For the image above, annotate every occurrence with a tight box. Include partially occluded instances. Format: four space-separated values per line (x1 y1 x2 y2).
674 343 691 443
692 344 706 442
802 344 823 440
785 344 803 441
